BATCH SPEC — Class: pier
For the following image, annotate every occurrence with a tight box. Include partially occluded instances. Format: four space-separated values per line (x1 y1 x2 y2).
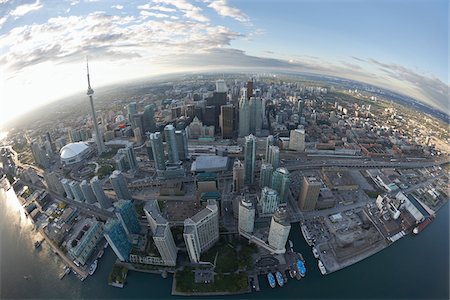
37 228 88 280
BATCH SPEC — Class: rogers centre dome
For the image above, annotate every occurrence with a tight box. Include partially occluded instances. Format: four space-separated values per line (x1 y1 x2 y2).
60 142 90 165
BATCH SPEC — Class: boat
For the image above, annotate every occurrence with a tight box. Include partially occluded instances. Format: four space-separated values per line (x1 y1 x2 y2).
34 240 41 249
59 266 70 280
312 247 319 258
301 224 313 246
267 273 276 288
88 260 98 275
97 249 104 258
103 242 108 249
318 260 327 275
23 275 31 280
289 266 297 279
297 259 306 277
288 240 294 252
413 216 434 234
275 271 284 287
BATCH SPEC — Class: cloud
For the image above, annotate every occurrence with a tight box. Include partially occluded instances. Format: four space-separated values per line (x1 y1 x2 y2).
153 0 209 22
206 0 250 23
0 16 7 28
112 4 123 10
137 4 176 12
10 0 43 17
140 11 169 18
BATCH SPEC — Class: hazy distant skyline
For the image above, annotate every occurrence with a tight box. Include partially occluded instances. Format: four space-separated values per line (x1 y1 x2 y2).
0 0 448 126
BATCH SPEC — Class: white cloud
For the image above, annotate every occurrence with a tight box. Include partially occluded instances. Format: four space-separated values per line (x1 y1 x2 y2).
140 11 168 18
137 4 176 12
206 0 250 23
0 16 7 28
112 4 123 10
153 0 209 22
9 0 43 17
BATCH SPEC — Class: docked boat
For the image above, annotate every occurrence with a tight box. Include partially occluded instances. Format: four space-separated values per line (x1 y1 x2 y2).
59 266 70 280
88 260 98 275
312 247 319 258
103 242 108 249
34 240 41 249
97 249 104 258
288 240 294 252
297 259 306 277
289 266 297 279
275 271 284 287
301 224 313 246
413 216 434 234
267 273 276 288
318 260 327 275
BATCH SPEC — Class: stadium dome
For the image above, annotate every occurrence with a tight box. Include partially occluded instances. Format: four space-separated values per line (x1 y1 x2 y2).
60 142 90 165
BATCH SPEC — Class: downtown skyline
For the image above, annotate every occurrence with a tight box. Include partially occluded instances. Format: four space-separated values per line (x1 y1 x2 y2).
0 0 448 126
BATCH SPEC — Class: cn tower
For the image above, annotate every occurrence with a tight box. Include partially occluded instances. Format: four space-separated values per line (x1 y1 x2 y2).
86 58 105 154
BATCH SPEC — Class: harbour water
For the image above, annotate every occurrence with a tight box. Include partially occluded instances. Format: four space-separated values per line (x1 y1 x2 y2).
1 186 448 299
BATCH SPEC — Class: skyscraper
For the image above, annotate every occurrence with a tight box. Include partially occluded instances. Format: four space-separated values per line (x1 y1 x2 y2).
110 170 132 200
104 219 132 262
244 134 256 185
268 206 291 253
114 199 140 235
150 132 166 171
143 104 157 133
215 79 227 93
124 145 138 171
61 178 74 199
175 130 188 161
289 128 305 151
44 171 64 195
91 176 112 209
144 201 178 266
298 176 321 211
265 135 274 163
269 146 280 169
80 180 97 205
30 141 50 168
249 97 262 135
260 163 274 189
183 199 219 263
86 59 105 154
127 102 138 125
220 104 234 139
69 180 85 202
238 98 250 137
232 159 245 193
246 80 253 100
164 124 179 164
260 187 279 215
271 168 290 203
238 196 255 234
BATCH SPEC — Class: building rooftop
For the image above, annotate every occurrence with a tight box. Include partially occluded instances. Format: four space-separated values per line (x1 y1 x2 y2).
191 155 229 173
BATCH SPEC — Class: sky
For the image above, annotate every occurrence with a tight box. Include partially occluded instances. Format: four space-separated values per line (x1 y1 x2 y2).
0 0 448 127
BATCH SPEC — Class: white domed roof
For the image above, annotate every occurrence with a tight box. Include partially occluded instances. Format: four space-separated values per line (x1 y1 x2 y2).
60 142 89 159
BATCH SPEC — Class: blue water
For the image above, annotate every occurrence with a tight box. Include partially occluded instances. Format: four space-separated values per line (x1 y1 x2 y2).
1 187 448 299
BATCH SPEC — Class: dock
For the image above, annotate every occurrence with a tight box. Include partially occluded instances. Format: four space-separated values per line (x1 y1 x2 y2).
37 228 88 280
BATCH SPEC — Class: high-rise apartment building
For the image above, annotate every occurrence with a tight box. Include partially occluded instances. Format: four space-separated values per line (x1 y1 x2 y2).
298 176 321 211
244 134 256 185
175 130 188 161
289 128 305 151
164 124 179 164
271 168 290 203
114 199 140 235
260 163 274 189
144 201 178 266
143 104 157 133
260 187 279 215
104 219 132 262
150 132 166 171
238 196 255 234
268 206 291 253
91 176 112 209
110 170 132 200
183 200 219 263
232 159 245 193
80 180 97 205
220 104 234 139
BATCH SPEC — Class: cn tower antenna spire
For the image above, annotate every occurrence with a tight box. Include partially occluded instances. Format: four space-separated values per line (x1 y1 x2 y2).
86 56 94 96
